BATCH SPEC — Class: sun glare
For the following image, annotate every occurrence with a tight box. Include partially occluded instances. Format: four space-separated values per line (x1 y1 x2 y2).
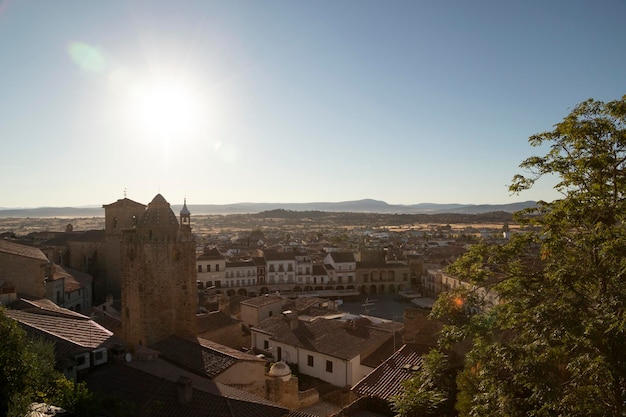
128 76 204 137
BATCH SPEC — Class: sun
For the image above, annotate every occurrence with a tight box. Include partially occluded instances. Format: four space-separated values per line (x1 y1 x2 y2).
127 76 203 137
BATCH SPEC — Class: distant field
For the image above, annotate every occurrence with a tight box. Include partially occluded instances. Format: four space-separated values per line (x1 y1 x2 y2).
0 213 513 236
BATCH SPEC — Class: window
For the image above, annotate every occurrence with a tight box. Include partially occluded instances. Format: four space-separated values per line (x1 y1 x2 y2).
198 265 202 273
216 264 220 272
307 355 314 367
263 340 269 349
207 265 211 272
326 360 333 373
277 346 282 361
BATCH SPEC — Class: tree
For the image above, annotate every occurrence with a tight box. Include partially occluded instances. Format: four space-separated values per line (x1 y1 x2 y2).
391 349 456 416
0 307 58 416
0 308 101 416
396 95 626 416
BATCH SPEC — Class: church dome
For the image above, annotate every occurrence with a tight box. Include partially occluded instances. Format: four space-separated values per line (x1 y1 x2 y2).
138 194 179 239
268 361 292 381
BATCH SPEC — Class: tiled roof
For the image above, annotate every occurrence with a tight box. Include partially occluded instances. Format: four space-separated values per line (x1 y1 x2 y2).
5 305 117 358
43 230 105 245
254 316 396 361
240 294 283 308
356 261 407 269
90 310 122 335
196 311 239 333
194 337 264 362
49 264 91 292
330 252 356 263
312 264 327 275
285 297 330 311
0 239 49 261
351 344 426 401
263 251 296 261
11 297 86 318
84 359 307 417
252 256 266 266
102 197 146 209
226 259 256 268
67 229 106 242
150 336 262 378
197 247 224 261
360 336 401 368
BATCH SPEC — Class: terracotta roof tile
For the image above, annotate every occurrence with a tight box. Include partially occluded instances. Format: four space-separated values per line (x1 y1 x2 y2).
197 247 224 261
102 197 146 209
5 306 118 358
196 311 239 333
351 344 426 401
329 252 356 263
0 239 49 261
150 335 264 378
263 252 296 261
6 309 113 348
254 316 398 360
240 295 283 308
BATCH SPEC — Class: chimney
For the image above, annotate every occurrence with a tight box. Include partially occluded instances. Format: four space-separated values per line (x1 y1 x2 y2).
282 310 299 330
177 376 193 404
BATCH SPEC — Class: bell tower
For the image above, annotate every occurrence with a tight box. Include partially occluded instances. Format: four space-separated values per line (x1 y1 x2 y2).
180 198 191 230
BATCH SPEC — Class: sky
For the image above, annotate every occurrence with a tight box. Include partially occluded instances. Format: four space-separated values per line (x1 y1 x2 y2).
1 1 625 208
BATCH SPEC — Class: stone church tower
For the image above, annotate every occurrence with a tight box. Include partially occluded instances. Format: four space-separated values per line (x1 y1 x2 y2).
120 194 197 346
103 197 147 300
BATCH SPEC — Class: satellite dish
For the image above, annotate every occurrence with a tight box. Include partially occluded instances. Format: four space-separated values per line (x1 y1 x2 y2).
125 353 132 362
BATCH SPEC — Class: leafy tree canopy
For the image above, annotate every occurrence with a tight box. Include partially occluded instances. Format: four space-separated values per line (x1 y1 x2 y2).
393 95 626 416
0 308 100 417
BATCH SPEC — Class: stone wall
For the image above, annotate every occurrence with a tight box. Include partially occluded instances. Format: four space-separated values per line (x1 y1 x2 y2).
0 252 47 298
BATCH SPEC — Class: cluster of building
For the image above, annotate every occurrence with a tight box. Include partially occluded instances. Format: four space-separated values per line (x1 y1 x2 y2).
0 193 509 416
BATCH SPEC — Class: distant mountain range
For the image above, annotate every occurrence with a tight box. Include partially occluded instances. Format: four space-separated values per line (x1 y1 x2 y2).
0 199 538 218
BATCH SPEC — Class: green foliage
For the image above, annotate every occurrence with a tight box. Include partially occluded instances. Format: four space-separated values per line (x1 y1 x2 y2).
0 308 58 416
402 95 626 416
391 349 456 416
50 378 100 417
0 308 100 416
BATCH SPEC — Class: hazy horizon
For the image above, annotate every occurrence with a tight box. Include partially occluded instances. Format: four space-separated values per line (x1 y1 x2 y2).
0 198 538 211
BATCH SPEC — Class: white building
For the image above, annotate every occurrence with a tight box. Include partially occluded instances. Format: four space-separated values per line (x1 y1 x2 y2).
251 311 402 387
264 252 297 290
324 252 356 287
196 247 225 289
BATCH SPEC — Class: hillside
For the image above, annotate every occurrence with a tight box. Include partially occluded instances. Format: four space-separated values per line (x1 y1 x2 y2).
0 199 537 218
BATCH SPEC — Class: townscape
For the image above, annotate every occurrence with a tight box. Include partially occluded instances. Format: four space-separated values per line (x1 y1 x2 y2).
4 94 626 416
0 194 511 416
2 1 625 415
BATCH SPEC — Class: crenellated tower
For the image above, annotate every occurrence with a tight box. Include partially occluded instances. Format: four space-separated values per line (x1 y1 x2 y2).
120 194 197 346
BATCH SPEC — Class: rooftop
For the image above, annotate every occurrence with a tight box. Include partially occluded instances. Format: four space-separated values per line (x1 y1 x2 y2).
0 239 48 262
351 344 427 401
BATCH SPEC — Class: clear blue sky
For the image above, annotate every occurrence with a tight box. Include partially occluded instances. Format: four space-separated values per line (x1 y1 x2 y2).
1 1 624 208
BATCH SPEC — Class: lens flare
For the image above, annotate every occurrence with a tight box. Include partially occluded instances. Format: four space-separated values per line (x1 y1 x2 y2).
68 41 105 73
